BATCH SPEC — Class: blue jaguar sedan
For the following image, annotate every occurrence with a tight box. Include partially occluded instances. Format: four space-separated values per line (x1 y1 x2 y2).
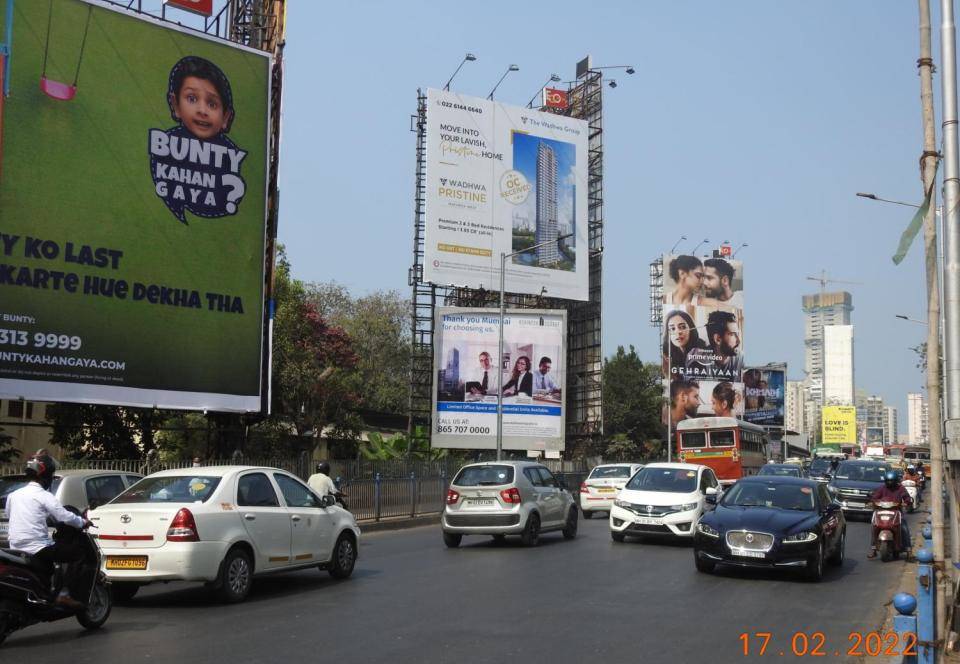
693 476 845 581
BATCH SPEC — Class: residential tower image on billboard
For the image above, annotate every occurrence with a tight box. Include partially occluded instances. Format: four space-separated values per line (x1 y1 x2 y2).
0 0 271 412
510 133 576 272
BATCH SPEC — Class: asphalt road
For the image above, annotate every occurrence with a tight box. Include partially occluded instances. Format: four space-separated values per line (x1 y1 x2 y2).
4 511 919 663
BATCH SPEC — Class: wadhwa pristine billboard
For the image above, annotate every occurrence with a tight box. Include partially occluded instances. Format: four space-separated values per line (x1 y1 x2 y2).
423 89 589 301
432 307 566 451
661 254 745 428
0 1 271 411
743 364 786 427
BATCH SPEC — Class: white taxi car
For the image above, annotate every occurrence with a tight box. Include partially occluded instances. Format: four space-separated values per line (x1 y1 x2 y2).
90 466 361 603
609 462 720 542
579 463 643 518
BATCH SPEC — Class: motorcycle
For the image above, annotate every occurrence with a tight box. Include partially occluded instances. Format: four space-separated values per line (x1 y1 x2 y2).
0 522 112 646
870 500 907 563
902 480 918 513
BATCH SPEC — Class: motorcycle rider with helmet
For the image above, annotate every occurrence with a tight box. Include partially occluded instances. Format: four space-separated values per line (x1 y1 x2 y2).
867 470 913 559
903 464 922 501
5 452 92 609
307 461 338 497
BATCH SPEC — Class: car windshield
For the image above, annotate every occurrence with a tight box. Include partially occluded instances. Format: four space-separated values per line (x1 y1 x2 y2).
625 467 698 493
111 475 221 503
723 481 816 511
808 459 832 474
588 466 635 479
758 466 800 477
834 463 888 482
0 475 63 509
453 465 515 487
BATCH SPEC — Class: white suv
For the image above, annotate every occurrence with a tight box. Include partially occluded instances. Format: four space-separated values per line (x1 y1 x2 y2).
609 462 720 542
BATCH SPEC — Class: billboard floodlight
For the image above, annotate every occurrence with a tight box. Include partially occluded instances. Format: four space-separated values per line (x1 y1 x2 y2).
488 64 520 100
444 53 478 91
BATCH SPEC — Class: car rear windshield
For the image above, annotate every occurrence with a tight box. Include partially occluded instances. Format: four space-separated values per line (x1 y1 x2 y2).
723 481 815 511
758 466 800 477
0 476 63 509
111 476 221 504
588 466 635 479
453 465 515 487
834 463 888 482
808 459 832 474
625 467 697 493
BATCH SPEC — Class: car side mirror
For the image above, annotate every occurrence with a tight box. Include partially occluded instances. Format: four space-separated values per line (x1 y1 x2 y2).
705 486 718 496
320 495 336 508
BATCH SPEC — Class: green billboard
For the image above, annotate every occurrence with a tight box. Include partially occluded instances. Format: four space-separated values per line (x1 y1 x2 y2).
0 0 271 411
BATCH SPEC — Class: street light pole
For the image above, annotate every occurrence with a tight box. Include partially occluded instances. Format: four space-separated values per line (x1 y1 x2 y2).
496 234 571 461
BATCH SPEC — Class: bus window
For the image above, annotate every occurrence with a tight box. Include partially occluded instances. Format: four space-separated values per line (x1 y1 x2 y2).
680 432 707 449
710 430 735 447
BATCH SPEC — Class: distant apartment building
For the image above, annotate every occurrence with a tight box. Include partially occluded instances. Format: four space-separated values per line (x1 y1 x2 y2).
907 392 929 445
802 291 853 407
785 380 806 433
884 406 898 444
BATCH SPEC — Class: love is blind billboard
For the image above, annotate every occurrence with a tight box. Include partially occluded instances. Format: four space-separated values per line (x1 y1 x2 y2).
0 0 271 411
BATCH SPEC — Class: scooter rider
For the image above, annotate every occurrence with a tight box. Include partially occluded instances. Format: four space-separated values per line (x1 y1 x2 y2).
867 470 913 559
307 461 338 498
6 453 92 609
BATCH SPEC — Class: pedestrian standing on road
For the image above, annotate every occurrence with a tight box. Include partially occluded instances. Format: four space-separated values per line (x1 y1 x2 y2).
308 461 338 497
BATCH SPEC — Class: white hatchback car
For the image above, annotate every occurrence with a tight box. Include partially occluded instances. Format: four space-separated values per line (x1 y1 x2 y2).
609 462 721 542
579 463 643 518
90 466 361 603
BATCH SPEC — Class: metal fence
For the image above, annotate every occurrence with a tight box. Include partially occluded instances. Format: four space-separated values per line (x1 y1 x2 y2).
0 457 593 524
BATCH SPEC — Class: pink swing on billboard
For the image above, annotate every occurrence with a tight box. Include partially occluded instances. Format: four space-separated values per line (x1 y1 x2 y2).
39 0 92 101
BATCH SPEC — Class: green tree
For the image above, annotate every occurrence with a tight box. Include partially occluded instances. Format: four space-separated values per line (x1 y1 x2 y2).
46 403 143 459
602 345 664 460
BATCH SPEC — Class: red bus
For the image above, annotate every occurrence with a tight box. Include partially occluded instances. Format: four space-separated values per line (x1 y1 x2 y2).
675 417 768 485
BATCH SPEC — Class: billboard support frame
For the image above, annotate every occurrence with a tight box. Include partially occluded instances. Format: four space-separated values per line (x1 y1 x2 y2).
407 62 605 457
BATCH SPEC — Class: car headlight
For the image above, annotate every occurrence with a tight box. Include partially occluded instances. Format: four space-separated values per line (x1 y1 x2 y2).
614 499 631 508
679 502 698 512
696 522 720 538
782 531 818 543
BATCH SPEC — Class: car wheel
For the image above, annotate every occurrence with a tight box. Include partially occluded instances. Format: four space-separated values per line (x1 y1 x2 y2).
110 581 140 603
328 533 357 579
443 531 462 548
215 548 253 603
520 513 541 547
805 540 824 582
562 507 579 540
828 529 845 566
76 581 112 630
611 530 626 543
582 509 593 519
694 551 715 573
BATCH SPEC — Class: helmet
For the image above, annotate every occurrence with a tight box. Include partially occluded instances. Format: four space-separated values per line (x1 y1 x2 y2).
316 461 331 476
883 470 900 489
907 464 916 473
25 452 57 490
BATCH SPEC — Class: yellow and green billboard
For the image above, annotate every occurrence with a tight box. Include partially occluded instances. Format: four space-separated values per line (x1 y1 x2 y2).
0 0 271 411
821 405 857 448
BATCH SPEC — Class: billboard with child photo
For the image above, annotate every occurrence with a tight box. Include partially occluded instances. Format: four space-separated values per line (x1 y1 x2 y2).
0 1 271 411
432 307 566 451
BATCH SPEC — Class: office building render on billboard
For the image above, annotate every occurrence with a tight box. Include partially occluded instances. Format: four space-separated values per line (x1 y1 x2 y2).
432 307 567 452
422 89 589 301
823 324 855 406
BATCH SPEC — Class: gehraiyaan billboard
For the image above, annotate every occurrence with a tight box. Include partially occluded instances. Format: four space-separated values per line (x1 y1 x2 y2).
0 0 271 411
423 89 589 301
432 307 566 451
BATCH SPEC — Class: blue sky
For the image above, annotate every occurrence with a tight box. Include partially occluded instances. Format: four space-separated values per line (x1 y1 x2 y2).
154 1 939 432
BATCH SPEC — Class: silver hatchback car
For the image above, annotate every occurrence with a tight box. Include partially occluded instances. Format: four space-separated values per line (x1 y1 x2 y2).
442 461 578 547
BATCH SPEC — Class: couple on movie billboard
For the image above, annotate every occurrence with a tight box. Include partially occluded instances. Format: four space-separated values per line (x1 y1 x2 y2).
662 254 745 425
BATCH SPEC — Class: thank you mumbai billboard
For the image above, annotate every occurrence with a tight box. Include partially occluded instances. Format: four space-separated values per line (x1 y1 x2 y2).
424 89 589 301
661 253 745 429
821 406 857 448
432 307 566 452
0 0 271 412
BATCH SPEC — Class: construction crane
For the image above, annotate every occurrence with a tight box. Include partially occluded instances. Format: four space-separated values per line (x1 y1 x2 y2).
805 270 863 292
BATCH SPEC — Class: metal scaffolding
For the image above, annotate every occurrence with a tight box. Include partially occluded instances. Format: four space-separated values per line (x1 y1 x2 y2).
649 258 664 327
407 64 606 457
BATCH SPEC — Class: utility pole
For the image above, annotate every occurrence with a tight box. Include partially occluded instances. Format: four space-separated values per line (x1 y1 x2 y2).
922 0 949 635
